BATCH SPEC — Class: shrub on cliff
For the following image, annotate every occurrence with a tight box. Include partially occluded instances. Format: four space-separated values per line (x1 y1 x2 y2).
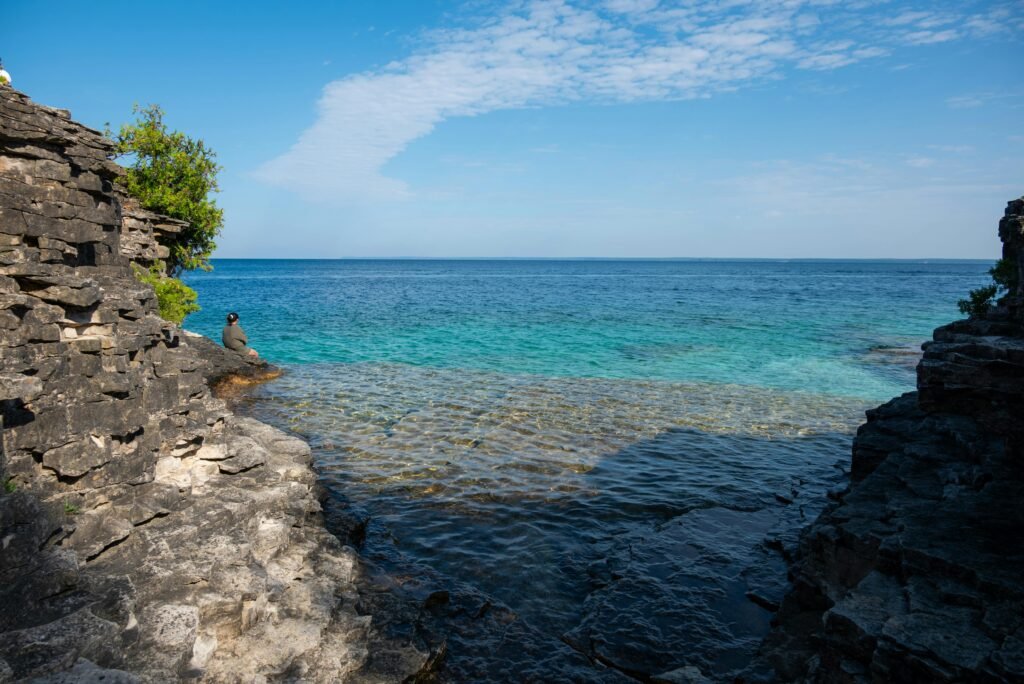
132 262 200 324
957 258 1018 318
110 104 223 276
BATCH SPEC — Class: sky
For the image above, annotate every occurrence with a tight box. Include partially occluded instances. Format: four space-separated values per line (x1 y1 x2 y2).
3 0 1023 258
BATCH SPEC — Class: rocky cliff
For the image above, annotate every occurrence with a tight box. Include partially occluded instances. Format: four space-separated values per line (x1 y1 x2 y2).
759 200 1024 682
0 89 426 682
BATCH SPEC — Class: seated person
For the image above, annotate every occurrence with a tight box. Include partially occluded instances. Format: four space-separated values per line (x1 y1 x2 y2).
222 312 258 358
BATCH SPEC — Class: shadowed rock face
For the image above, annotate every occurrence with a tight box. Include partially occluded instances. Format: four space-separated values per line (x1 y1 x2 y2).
757 199 1024 683
0 89 427 682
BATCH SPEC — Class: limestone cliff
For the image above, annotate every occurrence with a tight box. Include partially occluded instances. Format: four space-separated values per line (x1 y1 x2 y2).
759 200 1024 682
0 89 425 682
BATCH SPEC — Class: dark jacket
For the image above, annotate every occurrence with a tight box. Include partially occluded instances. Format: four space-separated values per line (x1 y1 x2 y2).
222 324 248 353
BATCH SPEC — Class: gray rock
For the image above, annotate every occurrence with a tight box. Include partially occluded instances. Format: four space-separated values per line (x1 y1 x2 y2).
28 658 140 684
0 372 42 401
757 197 1024 683
0 87 423 683
180 329 281 392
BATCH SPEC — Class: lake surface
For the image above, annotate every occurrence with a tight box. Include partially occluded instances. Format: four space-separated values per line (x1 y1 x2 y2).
185 259 990 681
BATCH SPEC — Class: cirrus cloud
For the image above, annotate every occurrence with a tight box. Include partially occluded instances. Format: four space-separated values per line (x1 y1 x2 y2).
254 0 1021 201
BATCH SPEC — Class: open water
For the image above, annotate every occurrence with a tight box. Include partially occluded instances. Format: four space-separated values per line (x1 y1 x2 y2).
185 259 990 681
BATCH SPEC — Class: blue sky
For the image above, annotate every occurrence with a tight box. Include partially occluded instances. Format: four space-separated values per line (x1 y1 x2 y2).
4 0 1023 258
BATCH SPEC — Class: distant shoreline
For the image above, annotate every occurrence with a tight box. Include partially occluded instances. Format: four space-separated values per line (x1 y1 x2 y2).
202 256 994 263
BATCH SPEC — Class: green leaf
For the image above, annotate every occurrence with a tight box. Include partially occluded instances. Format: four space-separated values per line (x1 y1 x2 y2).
112 104 223 276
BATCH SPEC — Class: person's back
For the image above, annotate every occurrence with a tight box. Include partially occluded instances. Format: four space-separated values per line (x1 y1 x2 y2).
222 312 258 358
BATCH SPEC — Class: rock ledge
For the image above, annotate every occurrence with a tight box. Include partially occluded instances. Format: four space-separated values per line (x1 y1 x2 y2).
0 88 423 682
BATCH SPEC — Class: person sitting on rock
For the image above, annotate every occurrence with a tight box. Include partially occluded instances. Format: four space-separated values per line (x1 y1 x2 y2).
222 312 258 358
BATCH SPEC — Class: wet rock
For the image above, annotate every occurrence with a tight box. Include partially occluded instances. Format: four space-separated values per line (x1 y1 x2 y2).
564 507 781 679
651 665 710 684
423 590 450 611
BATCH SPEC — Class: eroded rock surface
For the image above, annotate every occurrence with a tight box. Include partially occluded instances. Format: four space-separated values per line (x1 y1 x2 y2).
180 330 281 395
0 89 421 682
757 199 1024 683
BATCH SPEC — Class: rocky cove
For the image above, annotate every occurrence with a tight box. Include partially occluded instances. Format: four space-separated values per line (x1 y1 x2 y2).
1 87 1022 683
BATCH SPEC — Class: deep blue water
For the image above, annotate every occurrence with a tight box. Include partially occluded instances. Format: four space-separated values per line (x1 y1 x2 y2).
184 259 991 680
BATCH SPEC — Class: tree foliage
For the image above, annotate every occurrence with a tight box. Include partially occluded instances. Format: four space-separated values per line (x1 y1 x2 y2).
990 256 1019 292
132 263 200 324
111 104 223 276
957 258 1018 318
958 284 998 318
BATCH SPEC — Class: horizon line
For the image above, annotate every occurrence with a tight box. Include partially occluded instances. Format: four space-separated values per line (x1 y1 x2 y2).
205 256 995 262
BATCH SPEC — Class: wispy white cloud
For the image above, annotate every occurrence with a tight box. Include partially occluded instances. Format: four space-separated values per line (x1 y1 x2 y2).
700 153 1018 256
947 94 986 109
884 4 1016 45
604 0 660 14
882 11 936 27
946 90 1024 110
903 29 959 44
255 0 1023 201
905 156 936 168
928 144 975 153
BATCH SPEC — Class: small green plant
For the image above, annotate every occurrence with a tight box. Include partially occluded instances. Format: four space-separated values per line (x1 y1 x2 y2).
958 284 999 318
132 262 200 324
63 500 79 515
957 258 1018 318
3 478 16 494
991 257 1019 291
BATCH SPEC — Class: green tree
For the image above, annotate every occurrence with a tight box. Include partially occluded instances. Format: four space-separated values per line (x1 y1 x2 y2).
111 104 223 276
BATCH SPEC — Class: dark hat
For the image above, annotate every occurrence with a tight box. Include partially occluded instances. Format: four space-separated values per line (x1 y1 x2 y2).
226 312 239 323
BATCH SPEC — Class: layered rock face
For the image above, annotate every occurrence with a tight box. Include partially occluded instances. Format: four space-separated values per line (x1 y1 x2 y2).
0 89 422 681
760 200 1024 682
119 195 187 270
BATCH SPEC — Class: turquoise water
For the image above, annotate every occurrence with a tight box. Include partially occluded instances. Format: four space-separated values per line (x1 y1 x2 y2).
185 259 989 401
184 259 990 680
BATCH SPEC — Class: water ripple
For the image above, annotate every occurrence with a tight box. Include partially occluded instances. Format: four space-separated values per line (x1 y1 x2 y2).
242 362 867 680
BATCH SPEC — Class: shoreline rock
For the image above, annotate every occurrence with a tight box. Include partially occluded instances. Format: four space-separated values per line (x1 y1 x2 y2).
180 330 283 398
0 88 424 682
756 198 1024 682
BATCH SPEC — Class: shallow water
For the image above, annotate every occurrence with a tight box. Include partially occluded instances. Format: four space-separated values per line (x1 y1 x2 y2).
186 259 990 680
